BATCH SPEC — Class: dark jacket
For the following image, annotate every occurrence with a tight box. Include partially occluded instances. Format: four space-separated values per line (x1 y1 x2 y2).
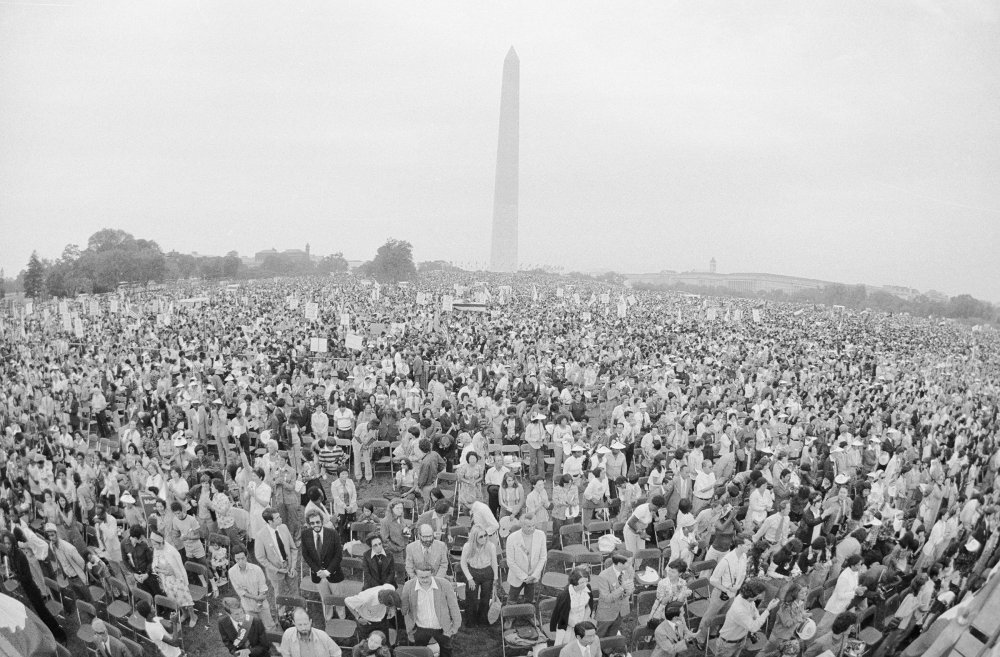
218 614 269 657
301 527 344 583
549 585 597 632
362 549 397 588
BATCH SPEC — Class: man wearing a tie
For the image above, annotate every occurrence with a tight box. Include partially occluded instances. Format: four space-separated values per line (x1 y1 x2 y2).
91 619 130 657
593 551 634 637
404 523 449 579
301 510 346 621
218 597 270 657
254 507 298 603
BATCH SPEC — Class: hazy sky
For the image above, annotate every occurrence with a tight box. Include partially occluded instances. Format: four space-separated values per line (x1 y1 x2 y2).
2 1 999 299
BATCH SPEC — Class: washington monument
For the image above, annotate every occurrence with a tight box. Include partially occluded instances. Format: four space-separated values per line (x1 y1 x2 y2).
489 47 519 272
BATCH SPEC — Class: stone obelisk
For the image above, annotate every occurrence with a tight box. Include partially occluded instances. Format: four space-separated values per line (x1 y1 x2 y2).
489 47 519 272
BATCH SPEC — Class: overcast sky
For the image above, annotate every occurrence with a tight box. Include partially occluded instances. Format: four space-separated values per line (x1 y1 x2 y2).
2 1 999 299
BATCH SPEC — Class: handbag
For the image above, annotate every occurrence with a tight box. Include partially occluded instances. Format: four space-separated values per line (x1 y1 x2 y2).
487 589 502 625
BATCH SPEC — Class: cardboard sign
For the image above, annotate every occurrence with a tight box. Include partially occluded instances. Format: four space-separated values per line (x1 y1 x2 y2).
310 337 328 353
73 317 84 338
304 302 319 320
707 308 717 321
600 293 610 304
340 313 350 327
753 309 761 323
345 333 364 350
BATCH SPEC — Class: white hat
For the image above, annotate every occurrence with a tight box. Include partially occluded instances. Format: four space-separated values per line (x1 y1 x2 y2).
532 413 546 421
120 492 136 504
212 399 223 405
173 436 188 447
834 474 850 485
758 446 774 455
225 374 235 381
571 445 585 452
597 445 612 454
867 470 882 478
205 385 216 391
611 441 626 450
966 537 981 552
797 619 817 640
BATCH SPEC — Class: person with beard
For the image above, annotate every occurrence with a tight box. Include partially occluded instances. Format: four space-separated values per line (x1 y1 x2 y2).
279 607 342 657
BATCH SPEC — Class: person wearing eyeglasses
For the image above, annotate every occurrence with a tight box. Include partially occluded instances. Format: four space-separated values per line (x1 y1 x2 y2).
91 619 129 657
301 509 345 622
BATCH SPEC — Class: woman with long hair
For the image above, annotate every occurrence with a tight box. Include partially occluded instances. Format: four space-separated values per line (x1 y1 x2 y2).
498 472 525 519
460 525 499 627
760 582 808 657
457 451 484 509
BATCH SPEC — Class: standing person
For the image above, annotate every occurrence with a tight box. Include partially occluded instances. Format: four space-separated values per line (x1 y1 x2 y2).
344 584 400 641
278 607 343 657
760 582 809 657
549 568 597 644
695 533 752 647
505 512 547 605
301 509 345 622
399 561 462 657
361 534 397 588
713 580 779 657
228 545 277 633
459 525 499 627
593 551 634 637
379 499 408 570
524 476 552 524
405 523 449 579
1 530 66 642
254 507 298 603
624 495 664 555
816 554 865 635
692 460 716 515
218 596 270 657
525 413 547 479
149 527 198 628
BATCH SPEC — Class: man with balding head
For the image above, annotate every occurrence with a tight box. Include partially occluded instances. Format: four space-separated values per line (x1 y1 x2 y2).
91 619 130 657
404 523 448 578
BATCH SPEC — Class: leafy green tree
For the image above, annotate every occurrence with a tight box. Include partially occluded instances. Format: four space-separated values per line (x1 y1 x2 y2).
222 251 242 278
316 252 349 274
367 239 416 283
23 251 45 298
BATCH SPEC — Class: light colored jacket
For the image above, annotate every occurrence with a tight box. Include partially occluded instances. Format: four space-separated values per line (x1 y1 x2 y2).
505 529 546 587
278 627 342 657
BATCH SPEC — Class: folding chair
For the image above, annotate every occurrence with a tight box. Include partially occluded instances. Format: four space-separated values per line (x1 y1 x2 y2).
570 551 605 575
653 520 674 553
371 440 393 478
436 471 459 503
121 636 144 657
632 625 655 657
540 550 569 595
537 596 558 643
351 521 378 542
322 595 357 645
537 647 562 657
76 599 100 647
106 576 133 629
602 635 627 654
856 604 883 645
583 520 613 552
184 561 212 624
499 602 542 657
685 577 711 620
689 559 716 578
359 498 389 516
153 595 185 648
559 523 590 556
635 589 659 627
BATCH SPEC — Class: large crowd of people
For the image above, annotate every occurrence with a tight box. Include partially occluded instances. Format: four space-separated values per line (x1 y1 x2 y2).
0 271 998 657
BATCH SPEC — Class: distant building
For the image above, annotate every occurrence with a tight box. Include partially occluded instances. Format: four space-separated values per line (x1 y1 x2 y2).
626 270 832 295
254 248 278 263
878 285 921 301
709 257 717 274
924 290 949 302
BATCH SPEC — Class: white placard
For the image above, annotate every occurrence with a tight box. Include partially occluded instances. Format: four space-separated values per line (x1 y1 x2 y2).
59 301 69 316
25 301 33 315
110 298 119 314
556 287 564 298
304 302 318 320
288 297 299 310
345 333 364 350
582 311 592 322
600 293 610 304
753 309 761 323
72 317 84 338
310 337 328 353
62 313 72 332
340 313 350 327
707 308 717 321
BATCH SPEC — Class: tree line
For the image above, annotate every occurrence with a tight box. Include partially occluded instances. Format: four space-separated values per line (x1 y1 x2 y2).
632 280 999 324
14 228 353 299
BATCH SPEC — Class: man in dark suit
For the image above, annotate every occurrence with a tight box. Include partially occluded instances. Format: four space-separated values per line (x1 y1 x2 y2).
218 597 269 657
91 619 130 657
219 598 271 657
301 508 345 620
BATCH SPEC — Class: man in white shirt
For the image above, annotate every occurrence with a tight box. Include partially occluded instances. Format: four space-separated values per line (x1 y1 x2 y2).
624 495 664 555
400 561 461 657
817 554 865 635
582 468 609 528
311 407 329 440
279 608 342 657
345 584 400 640
695 533 752 646
332 401 354 440
692 460 717 515
752 500 792 547
558 620 602 657
505 513 547 604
